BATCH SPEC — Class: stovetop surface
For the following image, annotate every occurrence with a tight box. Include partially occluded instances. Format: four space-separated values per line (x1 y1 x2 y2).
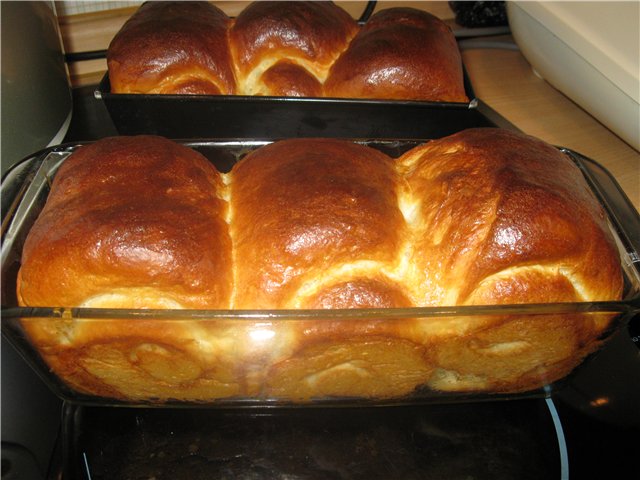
61 399 561 480
44 86 640 480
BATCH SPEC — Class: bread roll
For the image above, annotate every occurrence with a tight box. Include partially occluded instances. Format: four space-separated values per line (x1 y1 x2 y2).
17 136 240 400
397 128 621 308
107 1 236 94
17 135 232 309
230 138 407 309
16 129 623 402
396 128 622 391
229 1 358 96
107 1 468 101
324 8 468 101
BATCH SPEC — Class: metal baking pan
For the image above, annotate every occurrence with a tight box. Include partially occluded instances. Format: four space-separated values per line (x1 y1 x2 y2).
2 136 639 408
93 69 483 139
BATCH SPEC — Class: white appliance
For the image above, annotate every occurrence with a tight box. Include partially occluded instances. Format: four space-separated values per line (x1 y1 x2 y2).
507 1 640 151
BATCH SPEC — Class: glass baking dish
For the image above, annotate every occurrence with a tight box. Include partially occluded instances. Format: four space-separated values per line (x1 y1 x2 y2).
2 139 639 407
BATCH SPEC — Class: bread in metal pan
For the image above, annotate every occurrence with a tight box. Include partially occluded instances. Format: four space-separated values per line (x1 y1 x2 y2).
106 1 467 101
16 129 623 402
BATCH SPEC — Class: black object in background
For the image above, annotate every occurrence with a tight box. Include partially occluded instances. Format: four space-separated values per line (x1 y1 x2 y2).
449 1 508 28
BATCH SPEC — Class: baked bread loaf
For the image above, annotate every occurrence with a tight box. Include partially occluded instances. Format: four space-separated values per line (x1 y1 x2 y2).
107 1 468 101
16 129 623 403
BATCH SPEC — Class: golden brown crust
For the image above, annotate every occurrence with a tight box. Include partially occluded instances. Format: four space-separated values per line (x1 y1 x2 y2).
21 318 247 401
229 1 358 95
324 8 468 101
397 128 622 307
16 130 623 402
230 138 405 309
265 337 433 399
394 128 623 393
107 1 236 94
255 61 324 97
17 135 232 309
16 135 238 402
106 2 467 101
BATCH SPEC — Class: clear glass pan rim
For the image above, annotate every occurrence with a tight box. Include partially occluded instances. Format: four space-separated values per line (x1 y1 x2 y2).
3 298 639 321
